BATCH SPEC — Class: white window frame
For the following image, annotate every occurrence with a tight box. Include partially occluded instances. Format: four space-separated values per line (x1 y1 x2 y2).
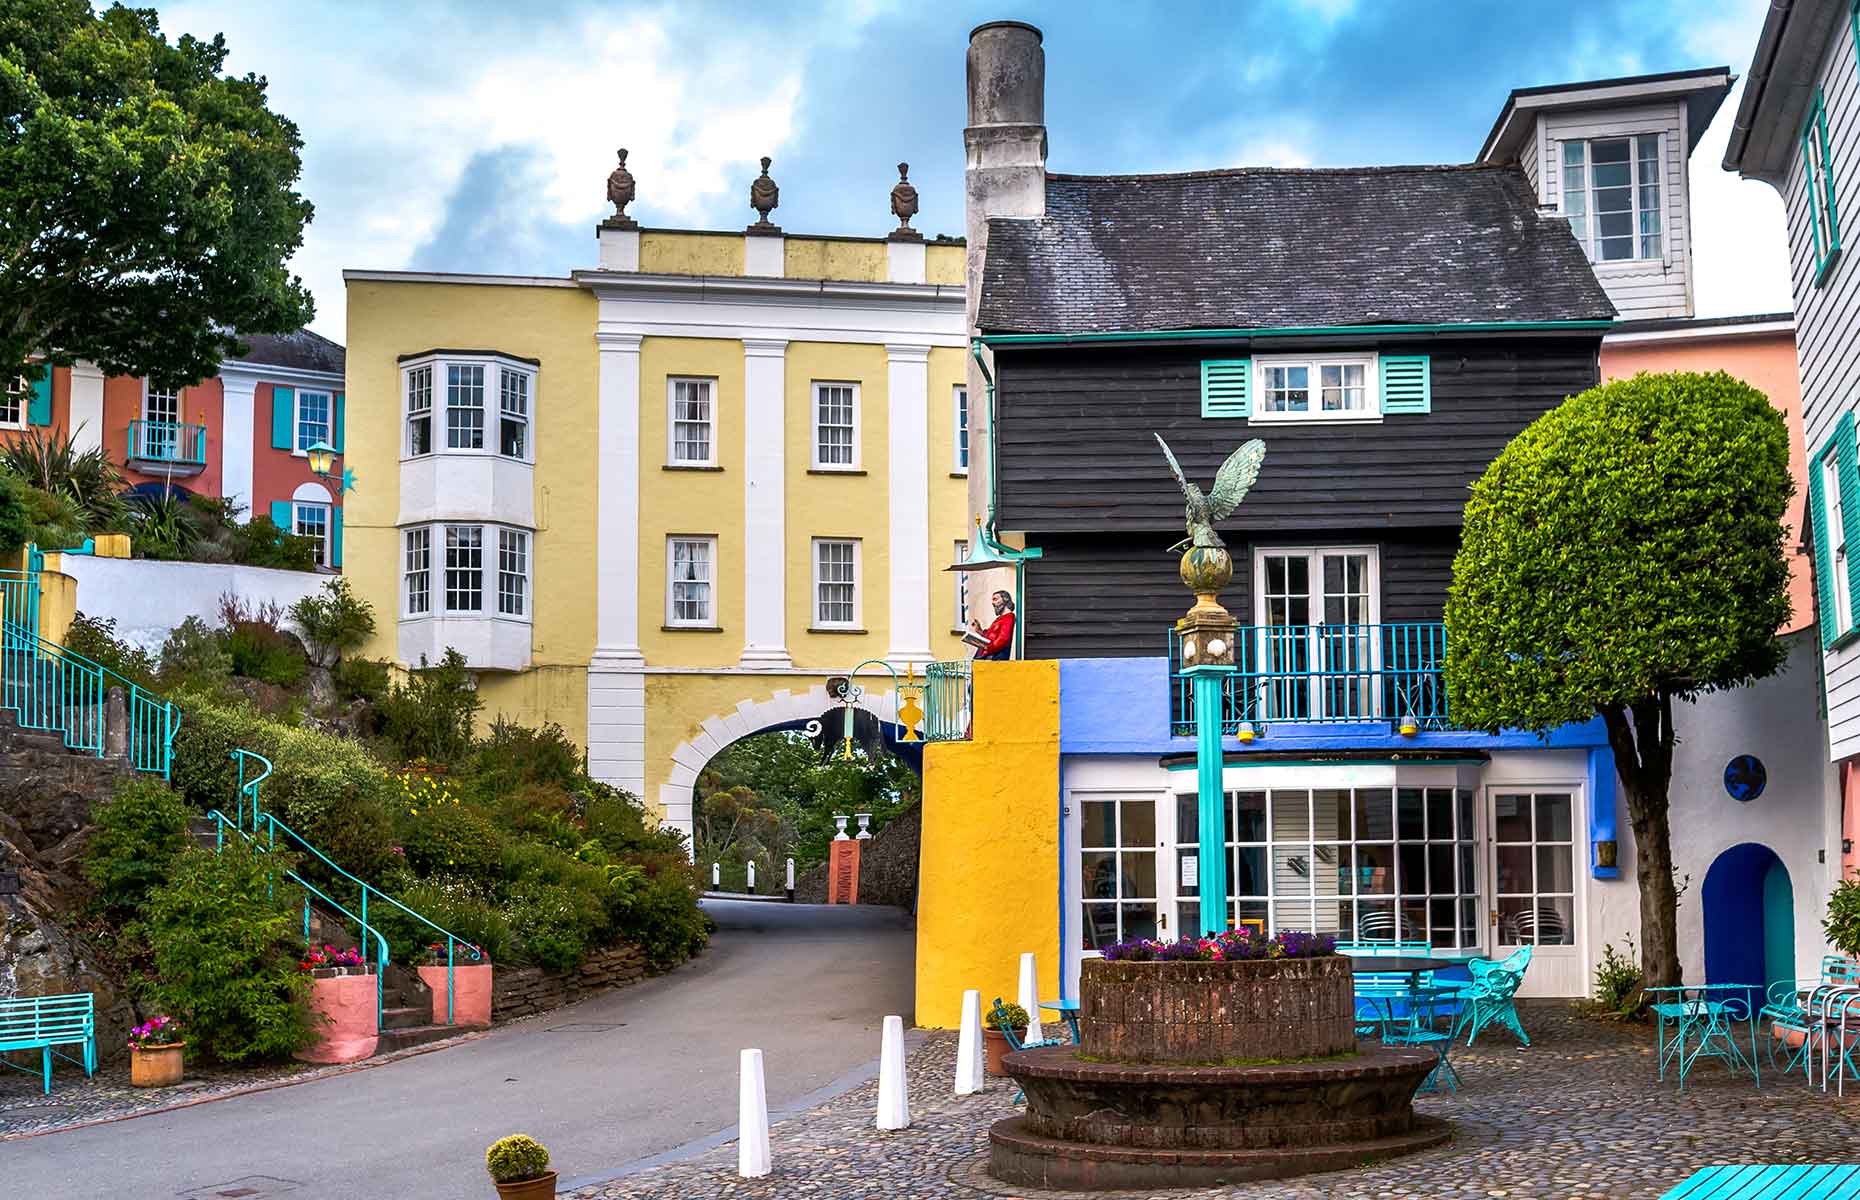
403 527 432 617
953 539 971 631
1559 134 1663 263
1252 545 1383 722
665 535 718 628
399 353 537 463
811 537 862 630
666 377 717 467
295 389 332 456
1250 354 1379 424
0 375 25 429
497 528 529 617
293 501 332 568
399 521 534 623
498 367 530 460
811 381 861 470
1826 448 1852 635
953 385 970 474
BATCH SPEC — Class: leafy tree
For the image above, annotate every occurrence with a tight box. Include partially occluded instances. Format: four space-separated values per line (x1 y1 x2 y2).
1446 371 1791 989
1 1 314 386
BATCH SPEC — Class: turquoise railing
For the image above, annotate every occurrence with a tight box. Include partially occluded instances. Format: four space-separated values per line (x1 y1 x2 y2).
226 749 482 1029
1168 623 1451 736
127 419 208 467
0 567 178 776
922 660 972 742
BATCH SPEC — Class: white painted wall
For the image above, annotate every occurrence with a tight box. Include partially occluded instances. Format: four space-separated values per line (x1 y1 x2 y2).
55 554 330 654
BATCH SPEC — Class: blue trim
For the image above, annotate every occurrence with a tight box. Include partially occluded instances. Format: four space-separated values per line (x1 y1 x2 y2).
1587 746 1620 879
1057 754 1071 1003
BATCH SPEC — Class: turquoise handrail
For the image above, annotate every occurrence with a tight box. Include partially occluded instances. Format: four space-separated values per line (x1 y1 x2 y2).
226 749 483 1027
127 419 208 467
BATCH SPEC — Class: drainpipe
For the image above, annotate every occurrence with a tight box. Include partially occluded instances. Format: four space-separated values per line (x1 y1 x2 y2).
969 338 1040 660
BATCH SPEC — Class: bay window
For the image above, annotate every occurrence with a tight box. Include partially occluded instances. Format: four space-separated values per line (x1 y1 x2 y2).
398 521 532 621
400 352 538 462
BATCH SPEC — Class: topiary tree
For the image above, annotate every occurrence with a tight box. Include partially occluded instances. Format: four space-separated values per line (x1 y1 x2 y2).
1446 371 1792 989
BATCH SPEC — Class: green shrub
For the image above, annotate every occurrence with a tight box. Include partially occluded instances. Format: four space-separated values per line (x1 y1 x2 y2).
485 1134 550 1184
289 577 376 667
0 427 129 533
157 616 231 689
376 877 512 965
65 613 157 686
142 840 314 1062
506 881 595 971
1826 878 1860 959
379 649 479 764
398 797 503 885
469 719 585 799
233 515 319 571
83 777 191 918
1593 935 1645 1018
334 657 392 706
583 783 688 860
0 470 36 555
984 1001 1029 1031
621 852 710 970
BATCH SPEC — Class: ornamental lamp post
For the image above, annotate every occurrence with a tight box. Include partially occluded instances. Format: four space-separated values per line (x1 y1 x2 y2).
306 439 337 479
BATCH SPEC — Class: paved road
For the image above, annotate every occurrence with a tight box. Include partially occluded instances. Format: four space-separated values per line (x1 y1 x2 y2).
2 900 915 1200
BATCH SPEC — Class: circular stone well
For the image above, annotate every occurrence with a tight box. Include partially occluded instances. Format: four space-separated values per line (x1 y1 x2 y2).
988 956 1450 1190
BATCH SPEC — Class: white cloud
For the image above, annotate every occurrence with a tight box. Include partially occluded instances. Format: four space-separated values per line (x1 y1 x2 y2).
1688 78 1794 318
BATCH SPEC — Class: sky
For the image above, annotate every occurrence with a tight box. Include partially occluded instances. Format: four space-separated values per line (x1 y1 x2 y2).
157 0 1793 339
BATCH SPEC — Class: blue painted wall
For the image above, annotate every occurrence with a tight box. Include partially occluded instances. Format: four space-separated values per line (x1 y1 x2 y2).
1703 842 1793 996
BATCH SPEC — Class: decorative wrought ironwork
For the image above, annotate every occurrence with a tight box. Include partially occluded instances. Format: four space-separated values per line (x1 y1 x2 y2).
922 660 972 742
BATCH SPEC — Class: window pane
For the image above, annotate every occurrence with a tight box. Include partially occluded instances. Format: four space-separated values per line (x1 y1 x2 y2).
1496 845 1532 894
1233 790 1267 841
1493 793 1531 841
445 525 484 611
1082 852 1118 898
1120 903 1158 941
297 391 331 451
1357 843 1393 895
1426 788 1453 839
1120 798 1155 848
1121 851 1157 898
1535 793 1572 841
1082 801 1115 848
815 540 856 624
1354 787 1393 840
447 367 485 450
672 380 712 462
1428 843 1454 894
499 369 528 458
497 529 528 616
1398 787 1426 840
1537 845 1574 894
1398 842 1425 894
1314 787 1351 840
815 384 855 465
1233 846 1267 896
404 528 431 615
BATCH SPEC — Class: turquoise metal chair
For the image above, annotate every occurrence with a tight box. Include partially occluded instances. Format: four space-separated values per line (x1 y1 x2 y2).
1761 958 1860 1081
1383 987 1462 1093
991 997 1068 1104
1647 983 1762 1092
1452 945 1532 1047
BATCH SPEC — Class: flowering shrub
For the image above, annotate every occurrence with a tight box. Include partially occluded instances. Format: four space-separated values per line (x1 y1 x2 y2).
415 940 485 967
128 1015 182 1049
299 944 365 971
1100 927 1336 963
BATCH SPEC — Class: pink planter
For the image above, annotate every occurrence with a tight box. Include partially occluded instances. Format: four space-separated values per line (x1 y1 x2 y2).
418 962 493 1027
295 969 379 1064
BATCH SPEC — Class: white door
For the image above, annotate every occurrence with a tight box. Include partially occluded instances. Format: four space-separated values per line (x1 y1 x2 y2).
1486 788 1584 997
1077 790 1176 950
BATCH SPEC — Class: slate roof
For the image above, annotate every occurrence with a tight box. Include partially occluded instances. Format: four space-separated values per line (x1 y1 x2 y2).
977 165 1617 335
230 328 345 375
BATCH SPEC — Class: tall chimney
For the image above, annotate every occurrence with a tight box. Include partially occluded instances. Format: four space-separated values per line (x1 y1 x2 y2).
963 21 1046 582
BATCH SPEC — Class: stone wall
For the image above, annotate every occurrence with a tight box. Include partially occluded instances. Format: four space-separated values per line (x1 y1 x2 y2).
491 942 649 1023
794 801 920 908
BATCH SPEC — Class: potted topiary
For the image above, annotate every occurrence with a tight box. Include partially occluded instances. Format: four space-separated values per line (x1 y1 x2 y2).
983 1001 1029 1077
128 1015 185 1087
486 1133 555 1198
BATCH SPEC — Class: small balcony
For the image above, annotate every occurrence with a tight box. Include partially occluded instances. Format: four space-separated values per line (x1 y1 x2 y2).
1169 623 1451 736
126 420 207 477
921 660 972 742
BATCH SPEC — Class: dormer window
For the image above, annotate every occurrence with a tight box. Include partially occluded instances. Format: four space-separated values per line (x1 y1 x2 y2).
399 352 537 462
1561 135 1662 262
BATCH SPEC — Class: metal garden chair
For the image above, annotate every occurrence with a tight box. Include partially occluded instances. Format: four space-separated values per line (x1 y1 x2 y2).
1761 958 1860 1082
991 996 1069 1104
1383 987 1463 1093
1646 983 1762 1092
1451 945 1532 1047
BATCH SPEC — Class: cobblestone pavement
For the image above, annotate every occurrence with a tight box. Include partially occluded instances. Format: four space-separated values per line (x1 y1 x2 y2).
0 1027 485 1139
572 1004 1860 1200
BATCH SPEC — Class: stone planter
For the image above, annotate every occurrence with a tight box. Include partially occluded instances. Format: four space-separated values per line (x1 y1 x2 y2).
419 962 493 1027
295 966 379 1064
129 1041 184 1087
984 1027 1021 1077
1078 955 1357 1063
492 1171 557 1199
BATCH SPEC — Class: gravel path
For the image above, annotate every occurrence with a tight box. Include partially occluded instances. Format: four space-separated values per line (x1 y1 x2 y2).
573 1005 1860 1200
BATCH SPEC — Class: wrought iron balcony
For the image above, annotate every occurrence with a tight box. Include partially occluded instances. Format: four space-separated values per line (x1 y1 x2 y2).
126 419 208 476
1168 623 1450 736
922 660 972 742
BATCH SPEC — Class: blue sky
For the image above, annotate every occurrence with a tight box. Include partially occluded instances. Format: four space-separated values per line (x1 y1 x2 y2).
159 0 1790 338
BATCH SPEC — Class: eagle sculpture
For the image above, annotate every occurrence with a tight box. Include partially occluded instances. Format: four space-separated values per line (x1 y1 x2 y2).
1155 434 1267 553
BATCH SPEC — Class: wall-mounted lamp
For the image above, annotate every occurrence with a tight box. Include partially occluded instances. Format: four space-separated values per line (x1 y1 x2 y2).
1236 721 1257 744
306 440 337 479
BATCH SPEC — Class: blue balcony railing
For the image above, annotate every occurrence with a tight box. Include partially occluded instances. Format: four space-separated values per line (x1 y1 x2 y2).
127 419 208 469
1168 623 1450 736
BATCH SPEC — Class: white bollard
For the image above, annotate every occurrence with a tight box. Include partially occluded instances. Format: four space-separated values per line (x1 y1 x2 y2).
1017 952 1044 1043
712 862 720 888
738 1048 772 1178
746 860 756 893
877 1014 910 1130
955 989 985 1095
786 857 795 890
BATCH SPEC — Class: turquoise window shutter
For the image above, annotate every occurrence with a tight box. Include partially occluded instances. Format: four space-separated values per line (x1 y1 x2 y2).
1838 412 1860 636
331 506 343 569
270 500 292 530
1819 98 1842 258
272 387 295 450
1201 360 1250 418
333 392 345 453
26 371 51 426
1379 355 1431 414
1811 444 1839 650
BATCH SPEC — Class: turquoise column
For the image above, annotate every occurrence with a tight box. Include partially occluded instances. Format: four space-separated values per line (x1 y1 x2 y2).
1187 663 1232 936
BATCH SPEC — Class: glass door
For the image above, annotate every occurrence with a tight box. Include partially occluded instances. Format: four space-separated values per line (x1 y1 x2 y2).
1079 792 1171 949
143 385 181 459
1255 548 1379 722
1487 789 1582 996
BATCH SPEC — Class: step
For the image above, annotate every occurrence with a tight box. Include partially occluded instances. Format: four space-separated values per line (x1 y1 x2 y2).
381 1005 429 1031
376 1023 473 1054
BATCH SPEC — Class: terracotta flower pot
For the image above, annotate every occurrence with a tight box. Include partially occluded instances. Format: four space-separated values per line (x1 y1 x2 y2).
492 1170 557 1199
1774 1022 1808 1049
419 962 494 1027
985 1027 1023 1077
130 1041 185 1088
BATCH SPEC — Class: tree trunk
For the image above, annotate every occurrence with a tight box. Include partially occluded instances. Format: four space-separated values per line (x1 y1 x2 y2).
1600 696 1684 989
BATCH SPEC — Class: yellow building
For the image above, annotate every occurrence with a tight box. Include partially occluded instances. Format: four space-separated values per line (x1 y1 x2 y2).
343 171 972 838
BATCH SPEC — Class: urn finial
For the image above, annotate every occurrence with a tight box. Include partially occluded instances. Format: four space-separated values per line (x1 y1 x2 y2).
604 148 638 230
888 161 922 241
748 156 781 233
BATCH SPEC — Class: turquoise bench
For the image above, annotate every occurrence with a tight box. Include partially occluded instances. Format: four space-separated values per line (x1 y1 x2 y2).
0 993 96 1094
1661 1164 1860 1198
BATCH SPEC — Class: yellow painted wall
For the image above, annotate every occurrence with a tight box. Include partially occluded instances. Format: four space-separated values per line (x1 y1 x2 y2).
785 342 888 667
926 243 965 286
928 346 973 658
638 337 746 666
342 279 601 692
474 665 590 749
915 660 1061 1028
639 232 744 277
784 238 887 283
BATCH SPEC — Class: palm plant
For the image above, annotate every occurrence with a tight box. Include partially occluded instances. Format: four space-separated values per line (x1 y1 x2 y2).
0 427 129 531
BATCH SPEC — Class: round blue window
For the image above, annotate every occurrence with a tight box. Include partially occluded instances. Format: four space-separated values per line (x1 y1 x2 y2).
1724 755 1766 803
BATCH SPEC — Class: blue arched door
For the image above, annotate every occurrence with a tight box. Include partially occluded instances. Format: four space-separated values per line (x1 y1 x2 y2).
1702 843 1794 1000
